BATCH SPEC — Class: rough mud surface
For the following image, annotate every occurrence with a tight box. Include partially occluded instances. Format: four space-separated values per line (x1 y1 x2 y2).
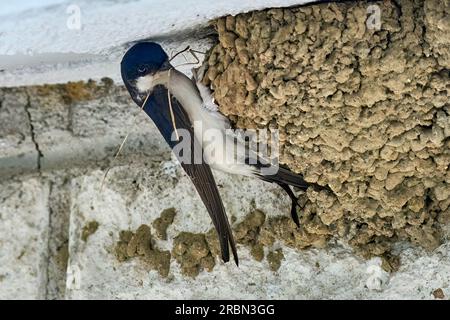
432 288 445 299
81 221 99 242
172 232 217 277
203 0 450 258
115 209 308 277
152 208 177 240
115 224 171 277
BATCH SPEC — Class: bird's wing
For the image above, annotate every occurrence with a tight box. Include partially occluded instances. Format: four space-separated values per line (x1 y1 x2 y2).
149 85 238 265
191 65 221 113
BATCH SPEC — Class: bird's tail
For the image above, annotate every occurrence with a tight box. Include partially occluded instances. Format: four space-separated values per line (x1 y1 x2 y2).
256 165 328 227
258 166 310 190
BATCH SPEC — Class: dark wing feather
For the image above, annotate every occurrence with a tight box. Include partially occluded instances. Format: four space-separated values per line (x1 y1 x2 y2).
180 161 238 265
260 166 310 190
148 86 238 265
249 157 310 190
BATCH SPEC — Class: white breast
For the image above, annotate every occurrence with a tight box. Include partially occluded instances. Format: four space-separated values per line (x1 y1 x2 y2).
166 70 256 177
167 70 229 134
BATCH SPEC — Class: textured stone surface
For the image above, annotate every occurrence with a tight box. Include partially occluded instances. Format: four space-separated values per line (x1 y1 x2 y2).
0 81 170 299
0 88 38 176
62 165 450 300
45 175 72 300
0 178 49 299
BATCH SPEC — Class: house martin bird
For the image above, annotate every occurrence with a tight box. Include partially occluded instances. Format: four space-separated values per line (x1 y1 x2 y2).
121 41 319 265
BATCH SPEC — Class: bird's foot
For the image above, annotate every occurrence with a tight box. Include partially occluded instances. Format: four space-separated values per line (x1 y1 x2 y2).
290 196 302 228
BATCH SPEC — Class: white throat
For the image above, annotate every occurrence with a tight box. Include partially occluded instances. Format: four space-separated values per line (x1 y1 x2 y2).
135 71 170 94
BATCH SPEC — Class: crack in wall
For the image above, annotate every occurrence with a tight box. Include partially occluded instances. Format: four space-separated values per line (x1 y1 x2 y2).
24 92 43 171
44 181 54 300
44 177 72 300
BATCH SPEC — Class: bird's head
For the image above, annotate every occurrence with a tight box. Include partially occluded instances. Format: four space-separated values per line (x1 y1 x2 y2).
121 42 170 105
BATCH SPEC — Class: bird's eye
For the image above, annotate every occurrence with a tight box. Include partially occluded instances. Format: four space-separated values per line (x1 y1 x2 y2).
137 66 148 74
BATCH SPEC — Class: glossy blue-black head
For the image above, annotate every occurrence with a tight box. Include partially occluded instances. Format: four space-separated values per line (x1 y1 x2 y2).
121 42 169 104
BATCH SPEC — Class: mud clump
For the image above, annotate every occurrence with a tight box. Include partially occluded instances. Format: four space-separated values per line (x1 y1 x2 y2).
168 210 290 277
203 0 450 258
81 220 99 242
115 225 171 277
172 232 216 277
432 288 445 299
259 198 332 250
115 209 400 277
234 209 266 261
152 208 176 240
380 253 401 273
55 243 69 271
267 249 284 271
207 210 294 269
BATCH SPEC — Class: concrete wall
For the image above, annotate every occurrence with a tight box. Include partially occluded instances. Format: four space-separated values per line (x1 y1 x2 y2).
0 82 449 299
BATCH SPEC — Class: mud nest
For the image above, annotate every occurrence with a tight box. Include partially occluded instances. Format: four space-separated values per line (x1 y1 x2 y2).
202 0 450 257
